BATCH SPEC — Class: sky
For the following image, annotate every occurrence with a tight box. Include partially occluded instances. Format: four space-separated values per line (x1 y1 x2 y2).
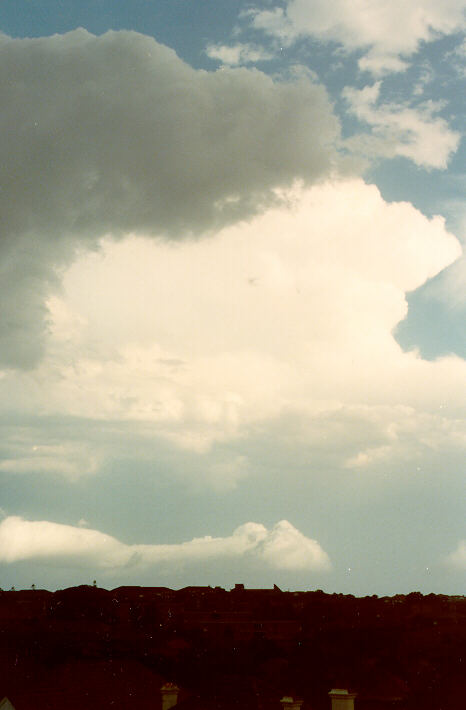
0 1 465 596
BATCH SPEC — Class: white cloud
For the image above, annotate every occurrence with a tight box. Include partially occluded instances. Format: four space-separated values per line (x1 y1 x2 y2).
445 540 466 569
358 51 410 76
0 29 340 369
257 520 331 571
249 0 466 75
0 516 331 572
206 42 272 66
343 83 461 168
1 178 464 482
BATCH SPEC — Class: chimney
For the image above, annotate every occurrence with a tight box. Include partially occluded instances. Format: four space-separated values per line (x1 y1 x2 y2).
161 683 179 710
328 689 357 710
280 696 304 710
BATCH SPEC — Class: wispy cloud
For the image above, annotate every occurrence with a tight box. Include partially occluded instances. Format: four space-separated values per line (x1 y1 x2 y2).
445 540 466 569
444 37 466 78
343 82 460 168
0 441 101 479
205 42 272 66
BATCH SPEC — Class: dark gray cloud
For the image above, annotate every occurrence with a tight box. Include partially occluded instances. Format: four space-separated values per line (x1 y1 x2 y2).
0 29 340 369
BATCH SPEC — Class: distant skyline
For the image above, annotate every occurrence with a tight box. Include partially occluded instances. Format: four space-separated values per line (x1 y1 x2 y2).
0 1 465 595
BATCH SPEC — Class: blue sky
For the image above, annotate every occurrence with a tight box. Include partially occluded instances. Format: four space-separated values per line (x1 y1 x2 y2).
0 1 464 594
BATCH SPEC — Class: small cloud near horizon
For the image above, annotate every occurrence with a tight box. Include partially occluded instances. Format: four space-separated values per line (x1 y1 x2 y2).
0 516 331 574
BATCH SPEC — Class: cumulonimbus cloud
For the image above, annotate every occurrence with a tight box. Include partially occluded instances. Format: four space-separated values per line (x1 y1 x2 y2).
0 516 331 572
1 178 463 470
0 29 340 369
